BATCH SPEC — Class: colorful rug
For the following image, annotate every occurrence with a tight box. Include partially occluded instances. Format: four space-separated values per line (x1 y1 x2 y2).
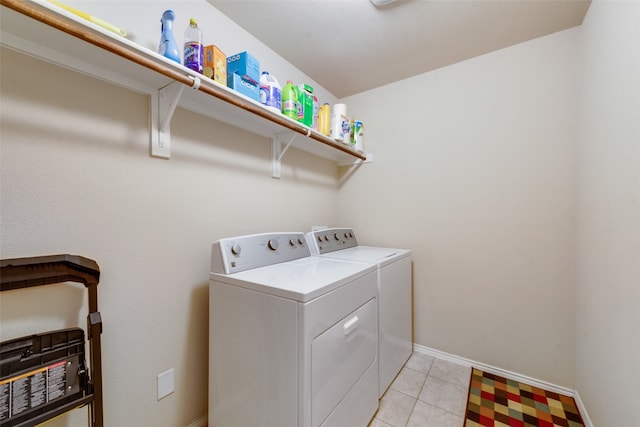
464 368 585 427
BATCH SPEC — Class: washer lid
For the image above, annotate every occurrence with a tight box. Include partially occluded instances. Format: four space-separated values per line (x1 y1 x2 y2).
319 246 411 267
210 257 376 302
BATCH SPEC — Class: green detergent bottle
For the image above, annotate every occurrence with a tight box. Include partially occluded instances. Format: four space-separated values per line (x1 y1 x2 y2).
282 80 298 120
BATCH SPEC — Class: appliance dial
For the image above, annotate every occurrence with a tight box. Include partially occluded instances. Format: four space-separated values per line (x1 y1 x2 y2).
334 233 340 240
267 239 279 251
231 244 241 255
289 239 295 247
298 238 305 245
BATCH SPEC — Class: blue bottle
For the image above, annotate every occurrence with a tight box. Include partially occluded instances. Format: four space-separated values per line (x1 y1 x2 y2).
159 10 180 64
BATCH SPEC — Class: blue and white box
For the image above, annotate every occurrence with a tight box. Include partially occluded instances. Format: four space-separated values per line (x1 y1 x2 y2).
228 73 260 102
226 51 260 84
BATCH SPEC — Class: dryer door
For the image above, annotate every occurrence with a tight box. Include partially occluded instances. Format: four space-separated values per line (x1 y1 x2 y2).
311 298 377 427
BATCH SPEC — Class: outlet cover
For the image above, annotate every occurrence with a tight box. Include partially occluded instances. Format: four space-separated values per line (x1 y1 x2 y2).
157 368 174 400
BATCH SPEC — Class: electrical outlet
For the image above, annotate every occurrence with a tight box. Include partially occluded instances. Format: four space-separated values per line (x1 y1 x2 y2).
157 368 174 400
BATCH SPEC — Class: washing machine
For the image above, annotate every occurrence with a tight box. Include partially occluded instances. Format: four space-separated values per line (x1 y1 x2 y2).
306 227 412 398
209 232 379 427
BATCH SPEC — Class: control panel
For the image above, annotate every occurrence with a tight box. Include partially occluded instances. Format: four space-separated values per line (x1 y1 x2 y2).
306 228 359 255
211 232 310 274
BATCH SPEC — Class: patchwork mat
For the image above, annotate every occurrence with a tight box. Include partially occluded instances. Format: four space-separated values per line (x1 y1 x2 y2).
464 368 585 427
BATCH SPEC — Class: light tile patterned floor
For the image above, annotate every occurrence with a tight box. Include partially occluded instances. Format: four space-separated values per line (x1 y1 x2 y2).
369 353 471 427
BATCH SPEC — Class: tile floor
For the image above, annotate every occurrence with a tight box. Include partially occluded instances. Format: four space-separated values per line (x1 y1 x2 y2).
368 352 471 427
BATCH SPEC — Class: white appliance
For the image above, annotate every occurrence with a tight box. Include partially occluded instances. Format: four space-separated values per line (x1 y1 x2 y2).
306 227 412 398
209 232 379 427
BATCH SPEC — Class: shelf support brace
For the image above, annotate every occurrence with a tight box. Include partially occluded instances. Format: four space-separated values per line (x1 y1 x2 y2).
338 153 375 186
272 133 297 179
151 81 185 159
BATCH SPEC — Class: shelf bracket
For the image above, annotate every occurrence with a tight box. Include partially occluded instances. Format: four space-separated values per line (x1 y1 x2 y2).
272 133 298 179
338 153 375 186
337 152 374 167
150 81 185 159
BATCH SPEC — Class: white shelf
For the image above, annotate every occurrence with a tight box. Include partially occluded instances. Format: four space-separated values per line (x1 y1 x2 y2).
0 0 370 177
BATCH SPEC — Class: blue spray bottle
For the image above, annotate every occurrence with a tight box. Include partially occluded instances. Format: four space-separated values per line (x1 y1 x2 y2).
159 10 180 64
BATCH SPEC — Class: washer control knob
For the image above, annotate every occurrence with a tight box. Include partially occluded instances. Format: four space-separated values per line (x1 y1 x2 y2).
298 238 305 245
231 244 242 255
324 235 329 242
344 233 349 239
289 239 296 247
267 239 279 251
334 233 340 240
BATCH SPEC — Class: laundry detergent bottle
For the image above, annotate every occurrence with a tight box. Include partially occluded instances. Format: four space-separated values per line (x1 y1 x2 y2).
158 10 180 64
281 80 298 120
260 71 282 114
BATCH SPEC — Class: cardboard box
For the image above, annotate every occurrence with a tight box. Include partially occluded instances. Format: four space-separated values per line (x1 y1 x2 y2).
228 72 260 102
203 45 226 86
226 51 260 84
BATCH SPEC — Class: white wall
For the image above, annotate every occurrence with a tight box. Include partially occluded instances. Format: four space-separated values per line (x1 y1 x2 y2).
340 29 580 387
0 2 340 426
576 1 640 426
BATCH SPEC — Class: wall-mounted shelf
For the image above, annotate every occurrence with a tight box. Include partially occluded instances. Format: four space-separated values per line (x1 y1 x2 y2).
0 0 371 178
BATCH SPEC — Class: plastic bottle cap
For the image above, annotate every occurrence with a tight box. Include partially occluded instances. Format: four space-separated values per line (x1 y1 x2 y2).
190 18 197 26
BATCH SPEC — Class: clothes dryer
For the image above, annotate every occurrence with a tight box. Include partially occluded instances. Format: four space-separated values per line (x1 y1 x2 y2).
306 227 412 398
209 232 379 427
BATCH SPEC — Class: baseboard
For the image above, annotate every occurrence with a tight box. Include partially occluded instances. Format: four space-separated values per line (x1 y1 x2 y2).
413 343 594 426
187 414 207 427
573 390 594 427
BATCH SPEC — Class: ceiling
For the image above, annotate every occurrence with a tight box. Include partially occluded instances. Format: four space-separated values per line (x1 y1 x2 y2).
207 0 591 98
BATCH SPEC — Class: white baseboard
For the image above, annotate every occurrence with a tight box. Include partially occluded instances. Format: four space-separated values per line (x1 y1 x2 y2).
573 390 594 427
413 343 593 426
187 414 207 427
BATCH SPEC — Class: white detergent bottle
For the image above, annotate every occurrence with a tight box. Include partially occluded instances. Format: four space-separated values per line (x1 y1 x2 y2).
260 71 282 114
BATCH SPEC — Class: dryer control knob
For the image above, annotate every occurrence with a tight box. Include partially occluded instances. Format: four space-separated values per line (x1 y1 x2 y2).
298 238 305 245
231 244 241 255
334 233 340 240
267 239 279 251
